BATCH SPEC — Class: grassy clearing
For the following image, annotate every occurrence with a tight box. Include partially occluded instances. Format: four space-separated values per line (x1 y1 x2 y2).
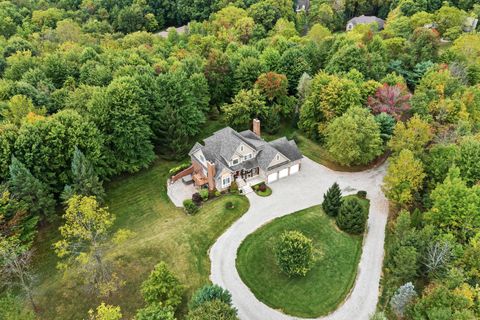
263 124 387 172
30 158 249 320
236 204 364 318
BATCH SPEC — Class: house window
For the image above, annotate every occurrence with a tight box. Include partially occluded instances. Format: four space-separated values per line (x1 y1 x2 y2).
232 158 239 165
199 154 204 162
222 176 231 187
240 145 244 152
244 153 252 161
276 155 280 161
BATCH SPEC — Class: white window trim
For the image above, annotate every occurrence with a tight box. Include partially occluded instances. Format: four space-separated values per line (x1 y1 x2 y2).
222 176 231 187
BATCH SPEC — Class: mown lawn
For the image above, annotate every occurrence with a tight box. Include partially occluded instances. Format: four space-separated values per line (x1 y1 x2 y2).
236 202 365 318
30 158 249 320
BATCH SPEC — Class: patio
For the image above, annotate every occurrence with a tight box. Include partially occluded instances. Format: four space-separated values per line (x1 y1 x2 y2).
167 179 197 207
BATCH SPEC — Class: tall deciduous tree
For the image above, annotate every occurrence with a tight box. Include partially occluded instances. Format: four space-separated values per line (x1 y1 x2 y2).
54 196 125 297
0 236 37 312
8 157 55 220
222 89 266 130
426 167 480 243
325 106 383 166
383 149 425 206
388 115 433 156
367 84 412 120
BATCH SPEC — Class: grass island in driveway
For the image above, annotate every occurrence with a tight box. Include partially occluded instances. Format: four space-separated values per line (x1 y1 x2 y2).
236 201 366 318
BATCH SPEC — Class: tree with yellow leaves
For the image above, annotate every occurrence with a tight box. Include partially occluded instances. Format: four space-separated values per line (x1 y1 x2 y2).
383 149 425 206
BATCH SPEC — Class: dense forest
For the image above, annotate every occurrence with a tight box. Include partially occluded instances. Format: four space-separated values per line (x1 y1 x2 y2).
0 0 480 319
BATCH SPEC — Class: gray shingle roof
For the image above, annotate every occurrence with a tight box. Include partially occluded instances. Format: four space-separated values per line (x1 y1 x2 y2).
347 15 385 30
190 126 302 175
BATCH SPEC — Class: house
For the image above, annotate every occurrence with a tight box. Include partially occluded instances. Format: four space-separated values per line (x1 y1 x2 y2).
156 25 188 38
296 0 310 13
182 119 302 192
346 15 385 31
463 17 479 33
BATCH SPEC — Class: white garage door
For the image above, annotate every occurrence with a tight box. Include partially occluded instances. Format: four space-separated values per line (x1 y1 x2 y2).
267 172 278 183
279 168 289 179
289 164 299 175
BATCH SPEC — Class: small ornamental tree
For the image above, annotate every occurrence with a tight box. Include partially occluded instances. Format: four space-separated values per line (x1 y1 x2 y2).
367 84 412 120
88 303 122 320
141 262 183 309
322 182 342 217
336 197 367 235
135 304 175 320
189 284 233 310
274 230 313 277
390 282 417 318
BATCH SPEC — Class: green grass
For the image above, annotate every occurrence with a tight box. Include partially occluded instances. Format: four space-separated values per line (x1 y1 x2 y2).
29 159 249 320
263 125 385 172
236 204 364 318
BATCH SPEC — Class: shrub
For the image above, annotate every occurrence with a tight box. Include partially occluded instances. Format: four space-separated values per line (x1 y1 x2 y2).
192 193 202 206
199 189 209 201
229 181 238 193
322 182 342 217
225 201 234 210
135 304 175 320
274 230 313 277
186 300 238 320
336 197 367 234
357 190 367 199
258 183 267 192
183 199 199 215
189 285 233 310
214 190 221 197
141 262 183 309
169 163 191 176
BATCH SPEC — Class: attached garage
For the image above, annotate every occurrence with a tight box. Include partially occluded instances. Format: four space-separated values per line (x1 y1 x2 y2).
267 172 278 183
289 164 299 175
279 168 289 179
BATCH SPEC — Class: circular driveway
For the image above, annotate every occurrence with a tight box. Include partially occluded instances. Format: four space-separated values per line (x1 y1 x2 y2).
209 157 388 320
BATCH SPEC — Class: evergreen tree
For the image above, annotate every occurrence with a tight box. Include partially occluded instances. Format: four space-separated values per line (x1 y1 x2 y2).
322 182 342 217
336 197 367 234
8 157 55 220
62 147 105 202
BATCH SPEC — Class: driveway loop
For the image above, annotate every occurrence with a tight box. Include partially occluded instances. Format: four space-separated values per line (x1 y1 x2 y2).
210 157 388 320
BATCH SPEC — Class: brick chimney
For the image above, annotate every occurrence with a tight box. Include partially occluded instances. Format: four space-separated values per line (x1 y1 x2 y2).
207 161 216 191
253 118 261 136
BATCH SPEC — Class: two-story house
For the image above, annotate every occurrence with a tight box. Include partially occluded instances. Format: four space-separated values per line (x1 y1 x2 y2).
186 119 302 192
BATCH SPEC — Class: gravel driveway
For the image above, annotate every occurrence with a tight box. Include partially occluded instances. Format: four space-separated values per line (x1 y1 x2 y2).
209 157 388 320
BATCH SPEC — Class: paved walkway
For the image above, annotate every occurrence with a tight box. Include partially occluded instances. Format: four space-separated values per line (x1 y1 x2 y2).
209 157 388 320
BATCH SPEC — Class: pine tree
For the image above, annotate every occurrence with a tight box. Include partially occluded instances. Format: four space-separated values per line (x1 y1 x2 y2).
322 182 342 217
336 197 367 234
62 147 105 202
8 157 55 220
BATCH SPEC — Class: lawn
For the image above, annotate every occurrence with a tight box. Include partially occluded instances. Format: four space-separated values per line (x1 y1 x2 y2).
263 124 387 172
236 203 364 318
29 158 249 320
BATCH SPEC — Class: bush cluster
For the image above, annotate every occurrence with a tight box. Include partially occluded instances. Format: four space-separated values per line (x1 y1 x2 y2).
183 199 199 215
169 163 191 176
274 230 313 277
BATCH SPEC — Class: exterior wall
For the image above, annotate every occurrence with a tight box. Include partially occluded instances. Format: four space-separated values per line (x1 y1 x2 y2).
265 159 302 184
193 149 207 167
215 168 233 191
229 143 256 166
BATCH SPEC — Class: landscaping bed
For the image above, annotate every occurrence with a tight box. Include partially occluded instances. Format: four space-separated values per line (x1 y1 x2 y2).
236 204 364 318
252 182 272 197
